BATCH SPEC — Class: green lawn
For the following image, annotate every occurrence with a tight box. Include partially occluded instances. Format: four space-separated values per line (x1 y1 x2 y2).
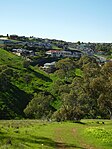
0 119 111 149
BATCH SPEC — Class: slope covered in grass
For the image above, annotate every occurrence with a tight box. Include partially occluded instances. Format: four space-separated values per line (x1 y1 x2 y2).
0 48 23 68
0 48 52 92
0 48 53 119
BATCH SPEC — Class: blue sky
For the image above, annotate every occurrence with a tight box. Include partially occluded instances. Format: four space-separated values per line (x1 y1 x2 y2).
0 0 112 42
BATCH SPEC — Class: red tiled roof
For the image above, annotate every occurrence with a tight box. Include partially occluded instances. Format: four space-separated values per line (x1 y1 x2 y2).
47 50 60 53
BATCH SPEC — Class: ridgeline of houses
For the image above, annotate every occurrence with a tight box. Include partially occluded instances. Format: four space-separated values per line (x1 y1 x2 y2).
0 34 112 72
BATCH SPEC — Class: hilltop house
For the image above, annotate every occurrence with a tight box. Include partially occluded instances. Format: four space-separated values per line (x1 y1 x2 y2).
46 50 82 58
10 35 18 40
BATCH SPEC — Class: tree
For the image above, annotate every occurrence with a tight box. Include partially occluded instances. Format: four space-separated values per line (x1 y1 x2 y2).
55 58 76 80
97 62 112 119
52 76 88 121
77 41 80 45
24 92 55 119
82 61 112 119
23 60 30 68
24 74 32 85
0 67 13 91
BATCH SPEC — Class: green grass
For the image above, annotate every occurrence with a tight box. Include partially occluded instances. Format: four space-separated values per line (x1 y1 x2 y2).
0 48 53 93
0 119 111 149
0 48 24 68
0 48 54 119
81 119 112 149
75 68 83 77
51 45 62 50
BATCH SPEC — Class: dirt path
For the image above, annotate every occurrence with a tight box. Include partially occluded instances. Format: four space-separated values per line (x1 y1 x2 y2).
72 128 96 149
55 127 85 149
55 126 98 149
55 128 66 149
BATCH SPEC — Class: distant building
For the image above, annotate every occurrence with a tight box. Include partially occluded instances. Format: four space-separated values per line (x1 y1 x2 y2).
12 49 35 57
10 35 18 40
46 50 82 58
95 55 107 63
41 61 56 73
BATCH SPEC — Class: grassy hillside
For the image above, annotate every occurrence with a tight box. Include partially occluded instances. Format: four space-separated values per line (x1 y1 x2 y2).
0 119 111 149
0 48 111 121
0 48 52 91
0 48 53 119
0 82 31 119
0 48 23 68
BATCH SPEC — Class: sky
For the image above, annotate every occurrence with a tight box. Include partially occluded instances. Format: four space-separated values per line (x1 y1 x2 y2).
0 0 112 42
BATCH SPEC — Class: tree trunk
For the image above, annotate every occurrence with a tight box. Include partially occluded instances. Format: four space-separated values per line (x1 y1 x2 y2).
108 110 112 120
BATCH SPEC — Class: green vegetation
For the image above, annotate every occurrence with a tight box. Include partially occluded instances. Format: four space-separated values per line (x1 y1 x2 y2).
75 68 83 77
95 43 112 56
0 119 111 149
0 48 112 121
0 48 53 119
0 39 112 149
51 45 62 50
0 48 23 68
82 119 112 149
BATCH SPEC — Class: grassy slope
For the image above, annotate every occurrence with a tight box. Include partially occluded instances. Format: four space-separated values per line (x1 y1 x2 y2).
0 48 52 91
0 48 53 90
0 48 53 118
0 48 23 68
0 120 111 149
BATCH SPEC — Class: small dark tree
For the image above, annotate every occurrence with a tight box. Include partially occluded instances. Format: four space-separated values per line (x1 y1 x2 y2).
24 92 55 119
23 61 30 68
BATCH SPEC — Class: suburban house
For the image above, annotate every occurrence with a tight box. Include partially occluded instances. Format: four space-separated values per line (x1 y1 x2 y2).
41 61 56 73
95 55 107 63
81 48 94 56
12 49 35 57
12 49 22 56
46 50 82 58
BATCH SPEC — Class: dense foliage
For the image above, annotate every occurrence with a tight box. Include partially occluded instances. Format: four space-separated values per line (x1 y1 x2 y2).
0 48 112 120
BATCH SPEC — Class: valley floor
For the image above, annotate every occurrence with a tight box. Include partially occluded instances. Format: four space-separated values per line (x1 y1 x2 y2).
0 119 112 149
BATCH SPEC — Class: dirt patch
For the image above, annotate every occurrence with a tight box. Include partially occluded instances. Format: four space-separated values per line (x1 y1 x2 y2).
72 128 96 149
55 128 66 149
55 127 84 149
